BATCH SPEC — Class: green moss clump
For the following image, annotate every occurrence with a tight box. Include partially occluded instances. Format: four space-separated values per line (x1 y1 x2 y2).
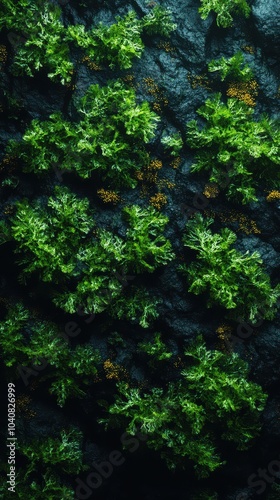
10 187 174 326
180 214 280 323
208 51 254 82
0 303 101 406
67 7 176 69
11 186 94 282
0 0 73 84
199 0 250 28
186 93 280 204
9 80 159 187
100 335 267 478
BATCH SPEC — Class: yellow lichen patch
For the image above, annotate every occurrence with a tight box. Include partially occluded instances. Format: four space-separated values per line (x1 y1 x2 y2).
173 356 184 369
227 79 258 106
17 395 37 418
81 55 102 71
0 45 7 64
188 73 212 91
266 190 280 202
97 188 120 204
122 74 135 87
103 359 128 380
203 183 220 199
170 157 181 169
158 179 175 190
216 324 233 352
149 192 168 210
3 204 14 215
242 45 255 54
205 209 261 235
149 159 163 170
143 77 168 114
156 41 176 55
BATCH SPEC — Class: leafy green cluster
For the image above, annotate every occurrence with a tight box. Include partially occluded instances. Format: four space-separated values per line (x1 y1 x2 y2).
100 335 267 478
11 186 94 282
0 302 101 406
141 5 177 37
0 0 73 84
180 215 280 323
10 188 174 325
0 1 175 82
0 428 84 498
122 205 174 272
20 428 84 474
208 51 254 82
54 205 174 322
67 8 176 70
0 466 75 499
138 332 173 360
161 132 183 156
109 287 161 329
9 80 159 187
199 0 250 28
186 93 280 204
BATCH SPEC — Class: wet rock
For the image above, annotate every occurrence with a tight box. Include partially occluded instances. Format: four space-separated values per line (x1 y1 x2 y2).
252 0 280 53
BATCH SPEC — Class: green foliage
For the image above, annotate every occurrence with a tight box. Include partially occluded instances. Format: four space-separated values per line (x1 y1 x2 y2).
11 186 94 282
180 214 280 323
186 93 280 204
138 332 172 360
10 184 173 324
122 205 175 273
0 219 11 244
0 0 73 84
141 5 177 36
19 428 84 475
161 132 183 156
0 467 75 499
0 2 175 80
199 0 250 28
267 482 280 499
109 287 160 328
67 7 176 69
53 204 173 322
208 51 254 82
67 11 144 70
9 80 158 187
0 303 100 406
100 335 267 478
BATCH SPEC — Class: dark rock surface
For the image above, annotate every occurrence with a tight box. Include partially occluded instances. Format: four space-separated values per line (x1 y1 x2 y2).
0 0 280 499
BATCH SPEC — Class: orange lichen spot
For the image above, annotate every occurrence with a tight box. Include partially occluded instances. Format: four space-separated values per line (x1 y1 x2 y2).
152 102 162 113
3 204 14 215
156 41 176 55
216 324 233 352
0 45 7 64
170 157 181 169
103 359 128 380
242 45 255 54
81 55 102 71
17 395 37 418
207 209 261 235
173 356 184 369
148 159 163 170
203 183 220 199
188 73 212 91
266 190 280 202
226 79 258 106
122 74 135 87
143 77 168 114
216 324 232 340
97 188 120 204
149 192 167 210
